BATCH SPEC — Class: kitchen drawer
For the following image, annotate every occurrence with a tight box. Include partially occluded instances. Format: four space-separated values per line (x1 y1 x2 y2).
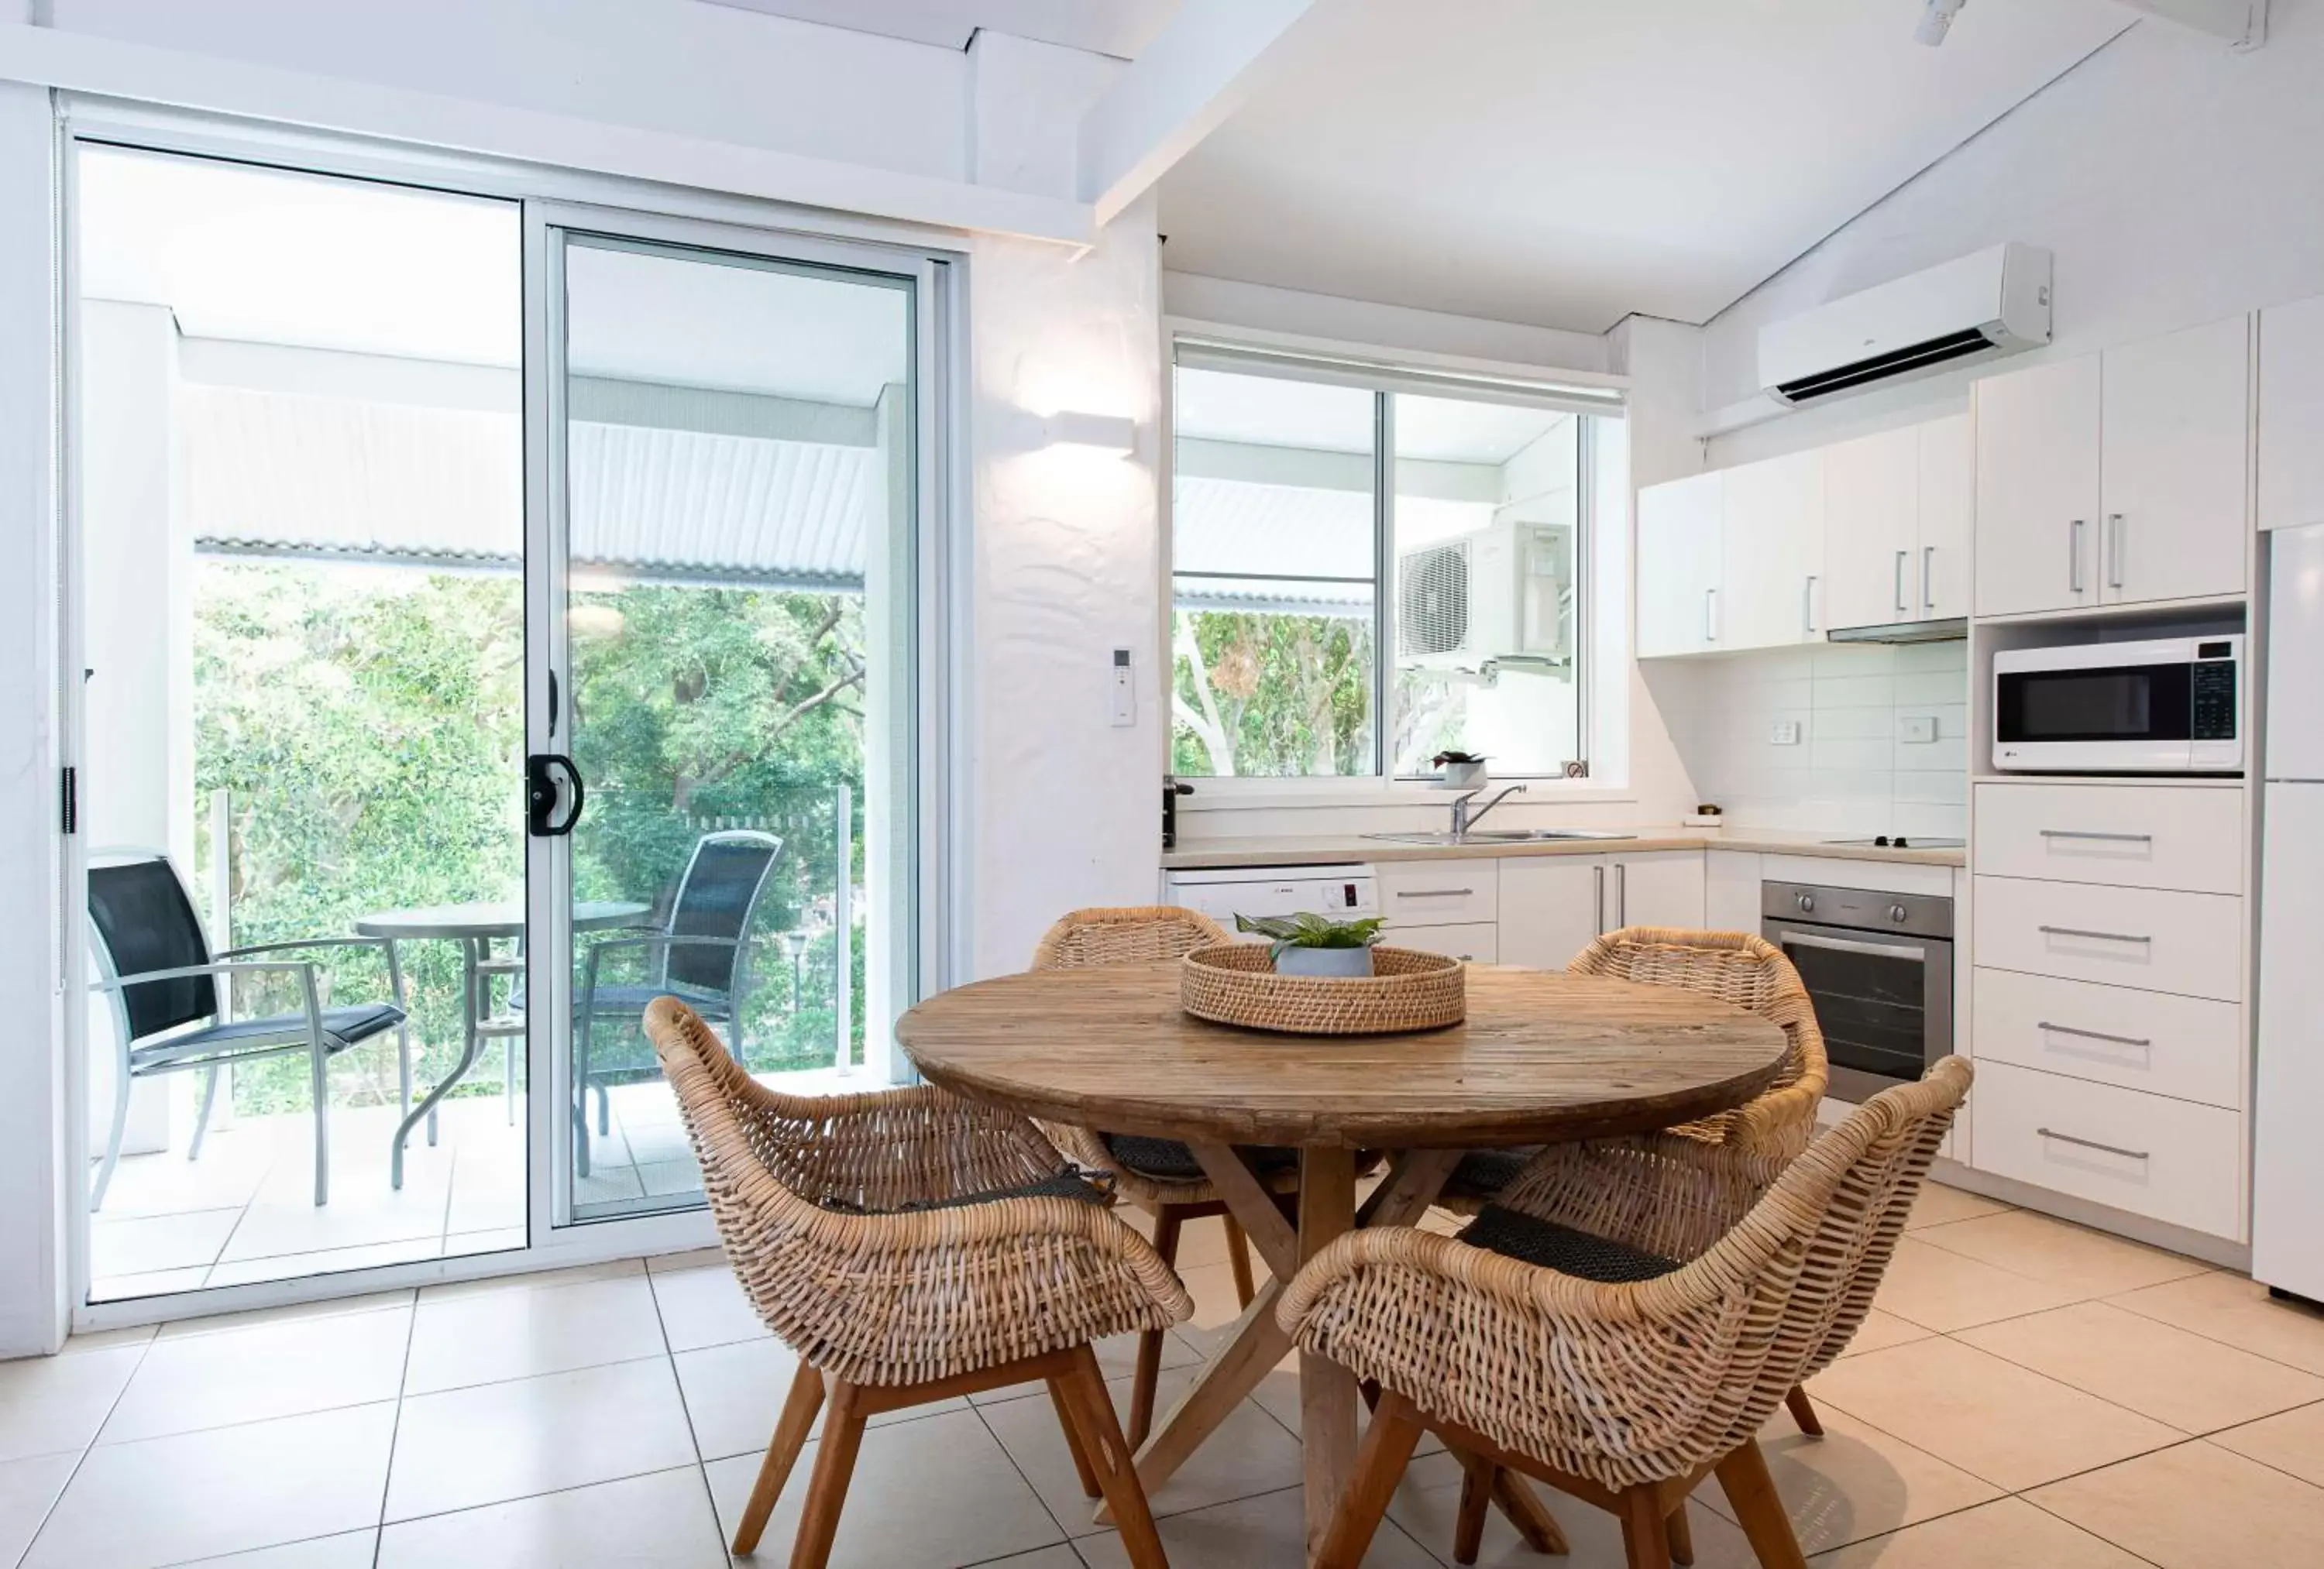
1975 783 2242 894
1971 1059 2243 1239
1382 921 1497 963
1974 875 2243 1001
1972 967 2243 1109
1376 860 1499 927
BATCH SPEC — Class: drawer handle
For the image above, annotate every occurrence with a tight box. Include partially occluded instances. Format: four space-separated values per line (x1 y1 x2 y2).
2037 1021 2152 1049
1397 888 1476 899
2037 1127 2150 1162
2037 925 2151 945
2038 829 2154 844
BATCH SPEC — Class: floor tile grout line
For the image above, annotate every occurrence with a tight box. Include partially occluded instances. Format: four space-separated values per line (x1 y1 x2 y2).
2101 1294 2324 1380
12 1321 163 1569
2174 1424 2324 1495
370 1286 421 1567
1940 1319 2324 1435
638 1249 733 1569
968 1384 1085 1552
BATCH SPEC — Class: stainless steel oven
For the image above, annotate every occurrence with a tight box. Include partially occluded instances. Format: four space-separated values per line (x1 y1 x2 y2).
1762 881 1954 1104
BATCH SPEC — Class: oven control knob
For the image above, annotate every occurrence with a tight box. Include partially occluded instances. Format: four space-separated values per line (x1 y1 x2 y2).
1889 904 1909 923
1796 893 1815 914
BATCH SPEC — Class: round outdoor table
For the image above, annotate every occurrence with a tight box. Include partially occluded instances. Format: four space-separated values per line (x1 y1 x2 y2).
896 960 1790 1560
355 899 648 1186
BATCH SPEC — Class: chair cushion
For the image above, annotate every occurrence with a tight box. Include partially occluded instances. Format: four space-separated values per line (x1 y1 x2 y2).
1100 1134 1301 1184
1459 1205 1682 1285
129 1002 407 1069
820 1169 1116 1215
1440 1146 1542 1201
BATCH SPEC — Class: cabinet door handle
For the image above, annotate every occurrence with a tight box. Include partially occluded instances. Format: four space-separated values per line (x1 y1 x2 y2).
1703 588 1718 642
1616 863 1628 927
2037 1127 2150 1162
2038 924 2151 945
2070 519 2086 593
1397 888 1475 899
2038 829 2154 843
1594 864 1607 935
1803 575 1817 635
2106 513 2125 589
1894 549 1910 613
1922 545 1936 613
2038 1021 2153 1049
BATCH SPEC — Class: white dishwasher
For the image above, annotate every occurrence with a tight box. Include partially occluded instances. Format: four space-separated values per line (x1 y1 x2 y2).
1161 863 1380 928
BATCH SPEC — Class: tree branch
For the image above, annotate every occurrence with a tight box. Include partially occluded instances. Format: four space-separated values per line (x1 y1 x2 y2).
1171 617 1234 774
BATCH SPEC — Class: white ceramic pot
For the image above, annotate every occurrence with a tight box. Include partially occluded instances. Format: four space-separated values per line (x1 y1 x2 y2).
1275 946 1375 979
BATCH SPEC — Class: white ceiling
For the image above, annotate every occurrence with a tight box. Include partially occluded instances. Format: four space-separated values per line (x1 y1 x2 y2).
1158 0 2137 332
79 147 910 405
695 0 1181 58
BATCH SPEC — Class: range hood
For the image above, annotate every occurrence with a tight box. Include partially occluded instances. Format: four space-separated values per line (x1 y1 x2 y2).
1826 618 1968 645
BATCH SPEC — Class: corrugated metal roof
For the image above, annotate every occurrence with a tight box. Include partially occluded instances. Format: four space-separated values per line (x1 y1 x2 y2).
180 384 879 587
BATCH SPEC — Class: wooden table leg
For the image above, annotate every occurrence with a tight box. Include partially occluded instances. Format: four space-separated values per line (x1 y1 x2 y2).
1126 1277 1292 1509
1300 1145 1360 1561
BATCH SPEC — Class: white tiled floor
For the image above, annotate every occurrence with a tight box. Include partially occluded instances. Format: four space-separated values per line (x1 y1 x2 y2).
14 1183 2324 1567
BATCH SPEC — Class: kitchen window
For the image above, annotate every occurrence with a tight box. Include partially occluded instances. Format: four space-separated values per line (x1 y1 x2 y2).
1168 340 1621 781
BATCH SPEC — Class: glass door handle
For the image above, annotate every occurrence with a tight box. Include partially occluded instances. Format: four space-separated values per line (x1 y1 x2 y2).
527 754 586 836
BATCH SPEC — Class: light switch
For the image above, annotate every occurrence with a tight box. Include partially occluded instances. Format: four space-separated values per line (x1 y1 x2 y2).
1110 647 1135 726
1769 720 1802 746
1899 715 1937 744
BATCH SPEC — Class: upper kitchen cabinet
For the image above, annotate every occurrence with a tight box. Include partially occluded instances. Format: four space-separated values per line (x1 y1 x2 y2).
1975 352 2102 616
1636 469 1722 657
1976 316 2249 616
2100 316 2249 605
1821 417 1968 630
1719 449 1825 649
2260 294 2324 532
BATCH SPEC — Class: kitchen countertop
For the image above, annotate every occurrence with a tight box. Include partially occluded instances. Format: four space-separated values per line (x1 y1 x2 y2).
1161 827 1966 870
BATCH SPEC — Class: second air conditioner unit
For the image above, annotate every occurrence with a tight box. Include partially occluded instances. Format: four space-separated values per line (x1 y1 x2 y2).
1397 520 1573 674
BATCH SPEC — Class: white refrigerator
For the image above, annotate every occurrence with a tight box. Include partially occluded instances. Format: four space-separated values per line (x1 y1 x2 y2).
2255 522 2324 1303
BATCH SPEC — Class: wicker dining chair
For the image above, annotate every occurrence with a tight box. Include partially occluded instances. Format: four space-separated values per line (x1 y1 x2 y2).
1030 905 1306 1446
1284 1056 1973 1569
647 997 1191 1569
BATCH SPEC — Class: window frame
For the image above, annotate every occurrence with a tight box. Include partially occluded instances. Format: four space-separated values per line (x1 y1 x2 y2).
1164 324 1628 793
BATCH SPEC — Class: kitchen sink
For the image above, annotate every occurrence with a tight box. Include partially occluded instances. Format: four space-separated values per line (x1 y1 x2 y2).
1362 829 1639 846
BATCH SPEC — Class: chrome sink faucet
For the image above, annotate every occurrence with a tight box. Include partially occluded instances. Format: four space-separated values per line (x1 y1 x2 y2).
1450 784 1526 838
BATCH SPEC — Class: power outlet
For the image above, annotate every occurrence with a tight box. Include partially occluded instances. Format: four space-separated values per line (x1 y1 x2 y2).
1899 715 1938 744
1769 720 1802 747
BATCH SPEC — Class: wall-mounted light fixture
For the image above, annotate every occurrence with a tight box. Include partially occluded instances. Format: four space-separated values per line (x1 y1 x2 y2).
1038 410 1137 455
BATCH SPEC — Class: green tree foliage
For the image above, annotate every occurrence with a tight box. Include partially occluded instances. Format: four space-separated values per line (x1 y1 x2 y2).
193 561 866 1118
1170 609 1373 777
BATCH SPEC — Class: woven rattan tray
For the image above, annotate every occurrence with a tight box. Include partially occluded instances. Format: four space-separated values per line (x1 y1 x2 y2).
1179 943 1467 1035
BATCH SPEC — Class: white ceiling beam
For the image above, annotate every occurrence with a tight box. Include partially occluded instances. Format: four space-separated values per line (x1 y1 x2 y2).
1078 0 1327 227
2113 0 2268 49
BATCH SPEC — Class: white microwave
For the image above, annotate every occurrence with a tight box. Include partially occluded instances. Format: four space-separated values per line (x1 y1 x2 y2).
1993 635 2243 774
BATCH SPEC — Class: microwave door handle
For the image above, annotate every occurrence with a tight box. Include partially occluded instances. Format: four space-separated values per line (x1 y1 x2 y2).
1780 930 1930 961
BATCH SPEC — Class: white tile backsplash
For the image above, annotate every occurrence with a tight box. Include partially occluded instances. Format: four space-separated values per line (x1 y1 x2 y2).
1648 640 1969 838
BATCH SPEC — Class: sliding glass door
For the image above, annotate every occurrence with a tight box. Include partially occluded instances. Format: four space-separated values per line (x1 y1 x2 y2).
67 142 940 1316
531 218 925 1224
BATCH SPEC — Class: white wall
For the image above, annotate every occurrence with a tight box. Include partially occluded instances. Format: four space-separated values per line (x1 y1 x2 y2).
0 78 66 1358
961 33 1168 977
48 0 970 183
1702 8 2324 465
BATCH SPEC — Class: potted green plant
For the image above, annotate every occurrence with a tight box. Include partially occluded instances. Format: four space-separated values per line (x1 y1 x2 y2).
1234 912 1387 978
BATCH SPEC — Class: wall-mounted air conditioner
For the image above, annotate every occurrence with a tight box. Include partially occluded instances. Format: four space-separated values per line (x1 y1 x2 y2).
1759 242 2052 406
1397 520 1573 674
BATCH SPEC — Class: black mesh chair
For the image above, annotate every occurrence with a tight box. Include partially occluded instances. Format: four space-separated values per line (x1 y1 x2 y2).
86 850 410 1210
574 829 782 1176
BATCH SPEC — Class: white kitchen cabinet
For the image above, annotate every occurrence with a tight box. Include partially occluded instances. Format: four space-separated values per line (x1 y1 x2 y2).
1976 318 2249 616
2099 316 2249 605
1705 850 1763 932
1496 857 1607 971
1972 1059 2245 1241
1386 920 1497 964
1719 451 1824 649
2260 294 2324 532
1636 471 1721 657
1604 850 1707 931
1375 860 1498 927
1821 426 1919 632
1975 353 2102 616
1917 411 1972 620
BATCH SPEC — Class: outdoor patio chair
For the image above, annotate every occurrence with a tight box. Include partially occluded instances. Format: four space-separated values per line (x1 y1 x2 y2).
85 848 411 1210
572 828 782 1176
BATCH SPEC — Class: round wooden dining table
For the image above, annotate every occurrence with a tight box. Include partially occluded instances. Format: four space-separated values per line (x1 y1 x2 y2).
896 959 1792 1560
